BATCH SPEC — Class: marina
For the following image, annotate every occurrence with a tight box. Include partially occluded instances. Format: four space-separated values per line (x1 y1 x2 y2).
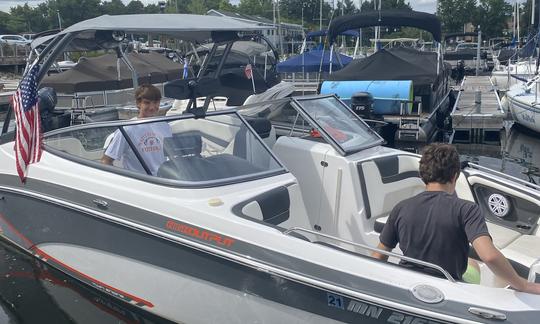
450 75 505 144
0 2 539 324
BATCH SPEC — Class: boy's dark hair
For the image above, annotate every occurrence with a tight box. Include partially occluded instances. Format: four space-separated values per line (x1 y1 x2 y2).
135 84 161 103
419 143 460 184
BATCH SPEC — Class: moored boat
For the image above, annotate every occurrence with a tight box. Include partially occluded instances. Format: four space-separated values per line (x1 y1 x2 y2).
1 13 540 324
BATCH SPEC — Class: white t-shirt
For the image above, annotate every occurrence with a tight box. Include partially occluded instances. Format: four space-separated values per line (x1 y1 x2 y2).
105 122 172 175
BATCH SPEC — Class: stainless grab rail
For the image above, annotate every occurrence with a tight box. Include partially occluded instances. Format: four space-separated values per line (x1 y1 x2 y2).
466 162 540 192
283 227 456 282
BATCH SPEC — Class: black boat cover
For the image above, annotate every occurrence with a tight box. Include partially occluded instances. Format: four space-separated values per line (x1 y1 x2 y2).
327 47 450 95
443 32 478 41
327 10 442 44
41 52 182 93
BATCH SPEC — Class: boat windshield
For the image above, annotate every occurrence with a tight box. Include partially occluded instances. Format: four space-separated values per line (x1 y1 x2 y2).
43 112 285 185
238 95 382 155
295 96 383 154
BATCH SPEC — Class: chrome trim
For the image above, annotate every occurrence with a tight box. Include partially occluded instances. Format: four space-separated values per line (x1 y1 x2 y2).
468 307 507 321
283 227 456 282
466 162 540 192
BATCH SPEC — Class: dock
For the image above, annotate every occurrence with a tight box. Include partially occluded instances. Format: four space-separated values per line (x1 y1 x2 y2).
450 75 505 144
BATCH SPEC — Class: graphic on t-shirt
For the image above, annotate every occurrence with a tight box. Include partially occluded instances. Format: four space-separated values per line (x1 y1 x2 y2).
139 132 162 153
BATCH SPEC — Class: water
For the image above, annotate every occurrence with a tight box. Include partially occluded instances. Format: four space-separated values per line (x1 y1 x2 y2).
0 120 538 322
0 242 173 324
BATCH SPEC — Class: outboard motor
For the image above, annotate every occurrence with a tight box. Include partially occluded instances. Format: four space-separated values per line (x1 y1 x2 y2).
350 91 374 119
38 87 58 132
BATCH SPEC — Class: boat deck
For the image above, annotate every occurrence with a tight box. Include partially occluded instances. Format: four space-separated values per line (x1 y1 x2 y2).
450 75 505 143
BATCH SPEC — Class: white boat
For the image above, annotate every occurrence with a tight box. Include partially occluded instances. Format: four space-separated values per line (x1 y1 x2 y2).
1 13 540 324
505 74 540 133
491 60 536 91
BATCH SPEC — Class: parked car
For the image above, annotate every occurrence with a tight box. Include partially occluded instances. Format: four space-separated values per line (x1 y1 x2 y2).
0 34 31 46
22 33 36 41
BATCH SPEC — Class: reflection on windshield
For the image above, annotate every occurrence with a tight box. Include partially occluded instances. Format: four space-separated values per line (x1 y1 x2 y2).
297 96 382 153
44 113 284 183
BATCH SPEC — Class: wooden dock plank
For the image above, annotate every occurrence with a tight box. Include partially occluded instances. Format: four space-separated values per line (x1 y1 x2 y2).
451 75 504 130
450 76 505 144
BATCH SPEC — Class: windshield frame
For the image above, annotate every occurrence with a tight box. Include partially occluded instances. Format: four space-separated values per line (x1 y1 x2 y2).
43 109 288 188
291 94 384 155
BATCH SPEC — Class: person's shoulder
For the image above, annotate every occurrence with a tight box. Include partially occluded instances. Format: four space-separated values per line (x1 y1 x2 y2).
393 193 423 210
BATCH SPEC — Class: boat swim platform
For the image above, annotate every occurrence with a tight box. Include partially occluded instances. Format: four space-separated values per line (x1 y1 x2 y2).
450 75 505 144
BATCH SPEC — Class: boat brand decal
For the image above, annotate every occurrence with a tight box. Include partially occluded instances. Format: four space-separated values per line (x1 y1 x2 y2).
347 300 384 320
328 293 445 324
165 220 235 248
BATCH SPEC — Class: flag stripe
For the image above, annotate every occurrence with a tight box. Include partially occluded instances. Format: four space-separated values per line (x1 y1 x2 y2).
12 65 42 182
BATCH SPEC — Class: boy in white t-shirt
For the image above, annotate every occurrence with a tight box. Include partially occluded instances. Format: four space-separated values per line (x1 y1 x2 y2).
101 84 172 175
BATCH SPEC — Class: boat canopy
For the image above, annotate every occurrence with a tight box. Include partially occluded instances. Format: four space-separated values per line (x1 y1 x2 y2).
327 47 446 94
327 10 442 44
56 14 269 44
41 52 182 93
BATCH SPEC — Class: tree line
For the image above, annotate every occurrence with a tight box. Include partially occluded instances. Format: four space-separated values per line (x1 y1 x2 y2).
0 0 412 36
0 0 532 40
438 0 526 41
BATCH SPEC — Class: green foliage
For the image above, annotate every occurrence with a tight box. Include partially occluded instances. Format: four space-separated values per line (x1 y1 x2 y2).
437 0 477 33
520 0 538 34
218 0 236 12
101 0 126 15
473 0 512 39
279 0 332 29
360 0 411 11
238 0 273 19
125 1 145 14
187 0 208 15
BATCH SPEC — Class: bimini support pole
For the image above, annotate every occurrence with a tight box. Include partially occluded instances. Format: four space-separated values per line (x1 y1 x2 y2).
436 42 441 75
329 44 334 74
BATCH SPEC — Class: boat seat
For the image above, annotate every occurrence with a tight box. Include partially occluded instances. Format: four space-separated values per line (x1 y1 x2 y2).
48 137 103 161
486 222 521 250
163 131 202 158
358 155 424 221
501 235 540 268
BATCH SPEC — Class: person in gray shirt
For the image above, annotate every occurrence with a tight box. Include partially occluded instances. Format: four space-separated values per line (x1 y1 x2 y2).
372 143 540 294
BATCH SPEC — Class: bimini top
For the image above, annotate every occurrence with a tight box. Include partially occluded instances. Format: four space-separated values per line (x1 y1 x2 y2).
56 14 269 43
41 52 182 93
305 29 359 40
327 10 442 44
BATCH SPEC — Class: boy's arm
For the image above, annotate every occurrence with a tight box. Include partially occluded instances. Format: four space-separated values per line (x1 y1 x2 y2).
371 242 392 261
473 235 540 294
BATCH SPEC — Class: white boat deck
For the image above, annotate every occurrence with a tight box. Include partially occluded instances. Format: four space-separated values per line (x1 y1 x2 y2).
451 75 505 143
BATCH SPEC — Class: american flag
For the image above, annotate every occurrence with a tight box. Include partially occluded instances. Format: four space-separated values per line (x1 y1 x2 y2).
12 64 42 182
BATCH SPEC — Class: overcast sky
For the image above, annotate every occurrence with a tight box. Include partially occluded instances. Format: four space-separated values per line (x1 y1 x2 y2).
0 0 527 15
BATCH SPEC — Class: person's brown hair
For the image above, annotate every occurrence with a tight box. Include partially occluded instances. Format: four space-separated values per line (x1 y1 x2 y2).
419 143 460 184
135 84 161 103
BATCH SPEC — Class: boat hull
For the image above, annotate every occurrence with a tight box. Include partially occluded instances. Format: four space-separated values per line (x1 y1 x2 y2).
0 180 455 324
506 92 540 134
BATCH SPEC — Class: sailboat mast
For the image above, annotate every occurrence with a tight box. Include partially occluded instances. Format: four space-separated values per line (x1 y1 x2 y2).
532 0 536 25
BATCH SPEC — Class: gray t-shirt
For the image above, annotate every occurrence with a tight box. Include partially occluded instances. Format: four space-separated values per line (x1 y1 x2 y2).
105 122 172 176
380 191 490 280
